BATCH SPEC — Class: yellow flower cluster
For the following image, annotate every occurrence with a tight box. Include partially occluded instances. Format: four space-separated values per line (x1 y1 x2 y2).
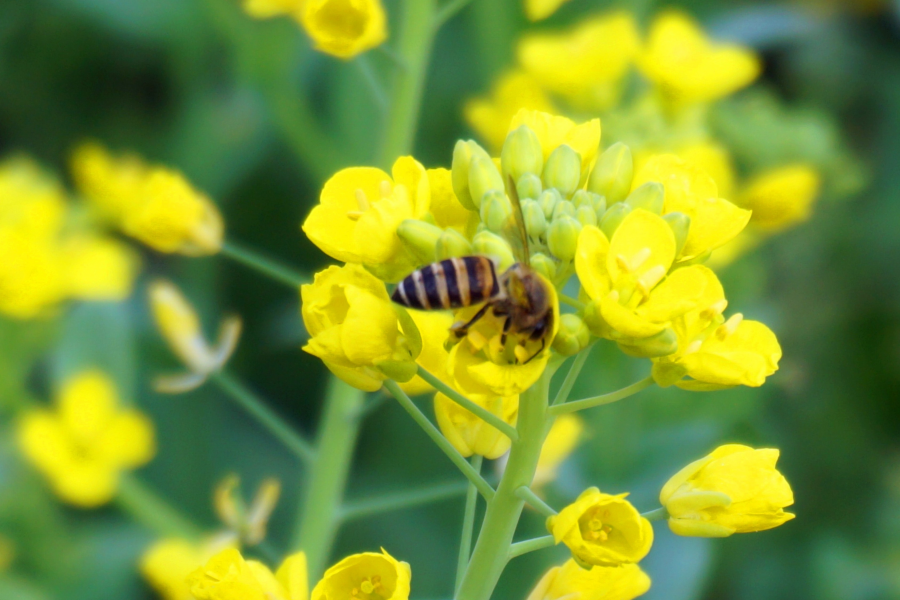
527 559 650 600
71 142 223 256
0 156 137 319
17 371 155 507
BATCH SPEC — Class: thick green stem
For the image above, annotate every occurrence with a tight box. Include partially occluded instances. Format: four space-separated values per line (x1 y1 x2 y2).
293 377 365 579
116 474 203 540
455 368 553 600
456 455 482 594
376 0 438 167
549 376 655 416
220 241 308 289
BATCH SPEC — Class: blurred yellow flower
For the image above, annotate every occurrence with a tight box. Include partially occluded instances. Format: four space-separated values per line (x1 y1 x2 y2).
141 538 228 600
533 413 584 487
243 0 303 19
63 236 136 301
188 547 308 600
301 0 387 59
17 370 155 507
517 12 640 111
660 444 795 537
70 141 147 221
310 549 410 600
508 109 601 186
301 264 421 391
740 164 821 231
638 11 760 106
524 0 571 22
434 391 518 459
547 487 653 566
527 559 651 600
674 141 736 200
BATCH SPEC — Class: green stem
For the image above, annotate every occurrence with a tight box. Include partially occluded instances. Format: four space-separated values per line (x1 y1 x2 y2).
507 535 556 560
384 380 494 501
417 366 518 441
548 376 655 416
514 486 557 517
293 377 366 579
211 372 316 464
355 54 387 111
455 455 482 594
340 480 470 522
433 0 476 29
642 507 669 522
558 294 585 310
376 0 438 167
116 474 203 540
551 348 591 407
220 241 308 289
455 368 554 600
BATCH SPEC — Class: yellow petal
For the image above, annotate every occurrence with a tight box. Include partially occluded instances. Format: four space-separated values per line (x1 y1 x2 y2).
607 209 676 283
399 310 454 396
275 552 309 600
740 164 821 231
574 225 611 301
391 156 430 218
63 236 138 301
524 0 571 21
52 459 119 507
434 392 517 459
301 0 388 60
427 168 471 232
340 286 399 366
17 410 72 474
599 293 665 339
684 320 781 387
95 411 156 468
637 264 709 323
58 371 118 444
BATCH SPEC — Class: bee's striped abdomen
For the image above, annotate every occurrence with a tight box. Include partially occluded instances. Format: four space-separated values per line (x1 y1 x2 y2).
392 257 499 310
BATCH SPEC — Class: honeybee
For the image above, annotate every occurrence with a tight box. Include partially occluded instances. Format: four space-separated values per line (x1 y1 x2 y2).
391 177 553 363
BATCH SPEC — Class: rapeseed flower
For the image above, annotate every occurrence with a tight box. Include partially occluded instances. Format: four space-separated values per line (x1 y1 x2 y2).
533 414 584 487
188 548 309 600
310 549 411 600
740 164 821 231
524 0 572 21
547 487 653 566
660 444 795 537
17 370 155 507
527 559 651 600
301 0 387 59
141 538 233 600
434 391 518 459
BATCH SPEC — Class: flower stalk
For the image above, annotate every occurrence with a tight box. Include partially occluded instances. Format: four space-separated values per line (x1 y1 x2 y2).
548 375 655 416
220 240 308 289
456 454 483 593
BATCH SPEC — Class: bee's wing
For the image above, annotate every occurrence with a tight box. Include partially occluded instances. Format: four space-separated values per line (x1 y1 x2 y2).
504 175 531 267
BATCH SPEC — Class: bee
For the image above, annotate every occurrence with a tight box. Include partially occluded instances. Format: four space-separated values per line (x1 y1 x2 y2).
391 177 553 363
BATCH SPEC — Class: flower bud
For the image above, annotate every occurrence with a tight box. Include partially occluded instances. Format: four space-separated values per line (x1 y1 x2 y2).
521 199 547 239
663 212 691 256
547 216 582 262
575 204 598 227
469 155 504 209
617 328 678 358
530 252 557 280
397 219 442 263
435 228 473 260
553 314 591 356
480 190 513 233
625 181 664 214
501 125 543 183
551 199 576 222
517 173 542 200
599 202 632 239
542 144 581 198
570 189 593 209
591 193 607 219
452 140 476 210
588 142 633 204
538 189 561 220
473 231 516 270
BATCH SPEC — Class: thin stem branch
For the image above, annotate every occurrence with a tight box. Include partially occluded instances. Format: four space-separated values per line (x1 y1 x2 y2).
642 507 669 522
116 474 204 540
433 0 475 29
417 366 518 441
383 380 495 501
558 294 585 310
548 376 655 416
211 372 316 464
340 480 470 522
456 455 482 594
507 535 556 560
355 54 387 111
551 348 591 407
220 240 308 289
514 486 557 517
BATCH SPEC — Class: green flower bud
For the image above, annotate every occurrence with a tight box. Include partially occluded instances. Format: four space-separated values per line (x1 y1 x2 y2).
538 189 561 220
517 173 542 200
521 199 547 239
469 155 504 210
553 313 591 356
551 199 576 222
662 212 691 257
576 204 598 227
473 230 515 270
591 194 607 220
588 142 633 204
599 202 632 239
625 181 664 214
397 219 441 263
617 328 678 358
501 125 543 183
435 228 473 260
542 144 581 198
452 140 476 210
530 252 556 280
480 190 513 233
547 215 582 262
571 189 593 209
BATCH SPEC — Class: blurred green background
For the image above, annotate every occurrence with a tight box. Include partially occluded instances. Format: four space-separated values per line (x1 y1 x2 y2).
1 0 899 599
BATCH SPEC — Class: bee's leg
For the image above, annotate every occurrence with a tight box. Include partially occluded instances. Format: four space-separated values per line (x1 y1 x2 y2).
500 316 512 346
451 303 492 338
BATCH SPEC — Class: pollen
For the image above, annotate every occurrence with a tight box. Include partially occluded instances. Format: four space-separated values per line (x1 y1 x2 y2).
701 299 728 320
716 313 743 340
514 344 530 364
616 247 652 273
637 265 667 294
379 180 392 199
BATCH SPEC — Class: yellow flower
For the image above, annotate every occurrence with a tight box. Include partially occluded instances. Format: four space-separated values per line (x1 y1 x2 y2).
310 549 411 600
302 157 431 282
633 154 751 261
675 141 735 200
188 548 309 600
464 70 557 153
651 266 781 390
63 236 137 301
660 444 795 537
517 12 640 111
533 414 584 487
547 487 653 567
740 164 821 231
0 229 65 318
427 167 472 233
243 0 303 19
301 264 420 391
527 559 651 600
638 10 760 106
301 0 387 60
141 538 228 600
508 109 601 186
16 370 155 507
524 0 571 22
434 391 518 459
398 310 454 396
70 141 147 221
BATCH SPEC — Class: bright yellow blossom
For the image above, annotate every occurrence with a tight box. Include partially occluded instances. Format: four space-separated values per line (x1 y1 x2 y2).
508 109 601 185
517 12 640 111
533 414 584 487
675 141 736 200
524 0 571 22
301 264 421 391
188 547 309 600
141 538 231 600
399 310 454 396
547 487 653 567
70 141 147 221
435 391 518 459
638 11 760 106
427 167 472 234
243 0 303 19
63 236 136 301
527 559 651 600
310 549 410 600
301 0 387 59
740 164 821 230
660 444 795 537
17 370 155 507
